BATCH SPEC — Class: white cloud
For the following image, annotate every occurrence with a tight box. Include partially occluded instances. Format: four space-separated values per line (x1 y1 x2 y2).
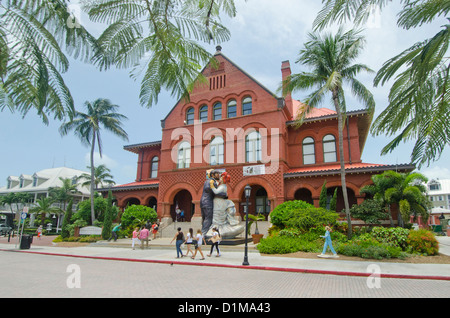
84 152 118 169
420 166 450 181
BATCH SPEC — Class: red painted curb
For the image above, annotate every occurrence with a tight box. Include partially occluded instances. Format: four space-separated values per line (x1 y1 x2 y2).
2 249 449 281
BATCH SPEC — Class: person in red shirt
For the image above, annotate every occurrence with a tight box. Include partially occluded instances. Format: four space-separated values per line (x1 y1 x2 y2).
151 222 159 239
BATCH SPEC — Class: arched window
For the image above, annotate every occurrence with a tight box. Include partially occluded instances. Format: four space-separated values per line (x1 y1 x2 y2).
302 137 315 165
323 134 337 162
246 131 261 162
227 99 237 118
242 96 252 115
186 107 194 125
177 142 191 169
209 137 224 165
150 156 159 178
213 102 222 120
199 105 208 122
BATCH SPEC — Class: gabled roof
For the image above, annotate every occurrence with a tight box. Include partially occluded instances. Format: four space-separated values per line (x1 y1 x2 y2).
0 167 90 195
161 46 280 128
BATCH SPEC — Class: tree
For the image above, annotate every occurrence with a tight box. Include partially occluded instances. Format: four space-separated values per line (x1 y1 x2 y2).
329 188 338 212
29 197 61 226
313 0 450 168
319 180 328 209
361 170 430 227
282 28 375 238
59 98 128 224
349 199 389 230
48 177 81 210
78 164 115 190
82 0 237 108
61 198 73 239
102 190 114 240
0 0 97 123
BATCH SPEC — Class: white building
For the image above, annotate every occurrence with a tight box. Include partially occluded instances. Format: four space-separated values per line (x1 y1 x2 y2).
0 167 90 227
427 179 450 210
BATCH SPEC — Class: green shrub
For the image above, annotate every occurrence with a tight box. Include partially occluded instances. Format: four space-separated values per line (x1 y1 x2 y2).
336 239 406 260
257 235 323 254
270 200 339 233
270 200 315 228
121 205 157 228
370 226 410 250
406 229 439 255
285 207 338 231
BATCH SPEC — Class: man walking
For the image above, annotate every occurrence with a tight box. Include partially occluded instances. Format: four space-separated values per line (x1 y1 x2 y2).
109 224 121 242
139 226 150 249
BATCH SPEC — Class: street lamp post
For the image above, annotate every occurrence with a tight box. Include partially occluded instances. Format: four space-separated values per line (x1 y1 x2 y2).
243 184 251 266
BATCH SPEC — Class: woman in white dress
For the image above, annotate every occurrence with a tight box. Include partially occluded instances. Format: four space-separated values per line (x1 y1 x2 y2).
207 172 245 239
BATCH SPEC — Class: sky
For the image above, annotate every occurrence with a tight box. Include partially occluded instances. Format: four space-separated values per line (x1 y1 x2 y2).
1 0 449 187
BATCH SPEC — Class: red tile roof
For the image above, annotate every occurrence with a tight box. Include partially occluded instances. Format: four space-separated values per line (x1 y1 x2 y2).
285 163 415 178
106 180 159 191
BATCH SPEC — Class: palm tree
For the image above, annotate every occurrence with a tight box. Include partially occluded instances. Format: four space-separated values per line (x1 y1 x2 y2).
0 0 97 123
282 28 375 238
29 197 61 226
78 164 115 190
82 0 236 108
48 177 82 210
361 170 430 227
59 98 128 224
313 0 450 168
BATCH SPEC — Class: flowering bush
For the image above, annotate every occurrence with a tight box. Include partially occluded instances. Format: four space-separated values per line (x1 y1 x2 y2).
406 229 439 255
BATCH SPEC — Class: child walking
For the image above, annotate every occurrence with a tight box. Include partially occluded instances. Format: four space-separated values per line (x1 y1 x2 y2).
191 229 206 260
132 227 140 250
319 226 338 258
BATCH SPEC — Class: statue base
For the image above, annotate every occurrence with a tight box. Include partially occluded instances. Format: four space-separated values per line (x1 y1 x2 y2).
206 237 252 246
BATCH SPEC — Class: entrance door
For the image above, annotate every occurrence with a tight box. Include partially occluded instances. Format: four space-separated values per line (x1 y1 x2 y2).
171 190 193 221
255 187 269 220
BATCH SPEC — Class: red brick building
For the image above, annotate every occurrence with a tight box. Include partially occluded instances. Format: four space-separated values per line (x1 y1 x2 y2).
106 47 414 226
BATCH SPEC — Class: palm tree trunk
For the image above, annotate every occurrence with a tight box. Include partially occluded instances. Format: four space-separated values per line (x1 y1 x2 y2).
90 130 96 225
333 90 352 239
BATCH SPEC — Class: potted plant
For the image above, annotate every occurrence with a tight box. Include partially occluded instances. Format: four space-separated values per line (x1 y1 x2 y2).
245 213 265 243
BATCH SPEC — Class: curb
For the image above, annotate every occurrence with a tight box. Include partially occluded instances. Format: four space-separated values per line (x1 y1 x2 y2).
2 248 449 281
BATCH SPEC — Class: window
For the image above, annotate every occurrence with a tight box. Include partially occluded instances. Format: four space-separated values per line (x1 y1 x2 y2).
177 142 191 169
150 156 159 178
323 134 337 162
209 137 224 165
302 137 315 165
227 99 237 118
71 176 77 185
186 107 194 125
199 105 208 122
213 102 222 120
242 96 252 115
33 176 38 187
246 131 261 162
428 181 441 191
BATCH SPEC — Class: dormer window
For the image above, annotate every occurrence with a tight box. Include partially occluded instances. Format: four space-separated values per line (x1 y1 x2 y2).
428 180 441 191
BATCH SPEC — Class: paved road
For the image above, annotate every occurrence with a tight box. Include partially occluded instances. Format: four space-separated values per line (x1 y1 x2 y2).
1 251 448 300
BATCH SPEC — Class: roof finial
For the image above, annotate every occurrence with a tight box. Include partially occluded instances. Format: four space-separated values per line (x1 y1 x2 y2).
216 45 222 53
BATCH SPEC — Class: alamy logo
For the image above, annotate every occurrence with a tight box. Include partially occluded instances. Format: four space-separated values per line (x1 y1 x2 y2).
366 264 381 289
66 264 81 288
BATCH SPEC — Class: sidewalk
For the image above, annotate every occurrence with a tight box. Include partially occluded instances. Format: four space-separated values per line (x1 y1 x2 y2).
1 235 449 281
